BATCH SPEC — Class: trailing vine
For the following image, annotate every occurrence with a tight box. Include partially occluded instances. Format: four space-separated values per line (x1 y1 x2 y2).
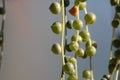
101 0 120 80
49 0 97 80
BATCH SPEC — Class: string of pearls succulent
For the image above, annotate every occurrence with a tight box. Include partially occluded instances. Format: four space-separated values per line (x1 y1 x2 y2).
101 0 120 80
49 0 97 80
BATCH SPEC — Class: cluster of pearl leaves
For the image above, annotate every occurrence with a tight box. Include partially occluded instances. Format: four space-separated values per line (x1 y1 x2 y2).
49 0 97 80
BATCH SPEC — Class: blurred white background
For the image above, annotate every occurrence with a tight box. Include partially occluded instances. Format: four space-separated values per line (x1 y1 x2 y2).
0 0 116 80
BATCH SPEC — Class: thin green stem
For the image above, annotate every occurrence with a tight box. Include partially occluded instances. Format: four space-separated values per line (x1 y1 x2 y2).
86 24 92 46
84 8 87 15
115 69 119 80
109 28 115 60
64 7 67 56
60 0 65 80
90 57 94 80
61 0 65 65
61 4 68 80
64 16 67 57
110 63 119 80
74 55 78 80
109 28 115 80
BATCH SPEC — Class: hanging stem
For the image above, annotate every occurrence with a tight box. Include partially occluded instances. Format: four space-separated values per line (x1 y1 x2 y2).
90 57 94 80
60 0 65 80
84 8 94 80
109 23 115 80
109 28 115 60
64 4 67 57
110 63 119 80
61 3 68 80
74 55 78 80
61 0 65 65
115 69 119 80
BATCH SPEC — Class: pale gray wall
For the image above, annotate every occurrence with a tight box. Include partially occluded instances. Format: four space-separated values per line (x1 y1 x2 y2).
0 0 115 80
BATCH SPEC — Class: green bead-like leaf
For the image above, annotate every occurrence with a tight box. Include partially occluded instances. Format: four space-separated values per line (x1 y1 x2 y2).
51 43 61 55
68 57 76 65
75 48 84 57
69 41 79 51
85 46 96 56
63 62 75 75
51 21 62 34
112 39 120 48
79 30 90 42
114 49 120 59
82 70 92 79
84 12 96 24
73 19 83 30
116 6 120 12
112 19 120 28
67 75 77 80
49 2 61 14
71 34 82 44
110 0 119 6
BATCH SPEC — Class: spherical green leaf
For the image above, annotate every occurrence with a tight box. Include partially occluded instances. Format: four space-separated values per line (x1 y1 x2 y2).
68 57 76 65
114 49 120 59
67 75 77 80
112 19 120 28
49 2 61 14
51 21 62 34
51 43 61 55
69 41 79 51
116 6 120 12
112 39 120 48
84 12 96 24
73 19 83 30
82 70 92 79
71 34 82 44
63 62 75 75
75 48 84 57
79 30 90 42
85 46 96 56
110 0 119 6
